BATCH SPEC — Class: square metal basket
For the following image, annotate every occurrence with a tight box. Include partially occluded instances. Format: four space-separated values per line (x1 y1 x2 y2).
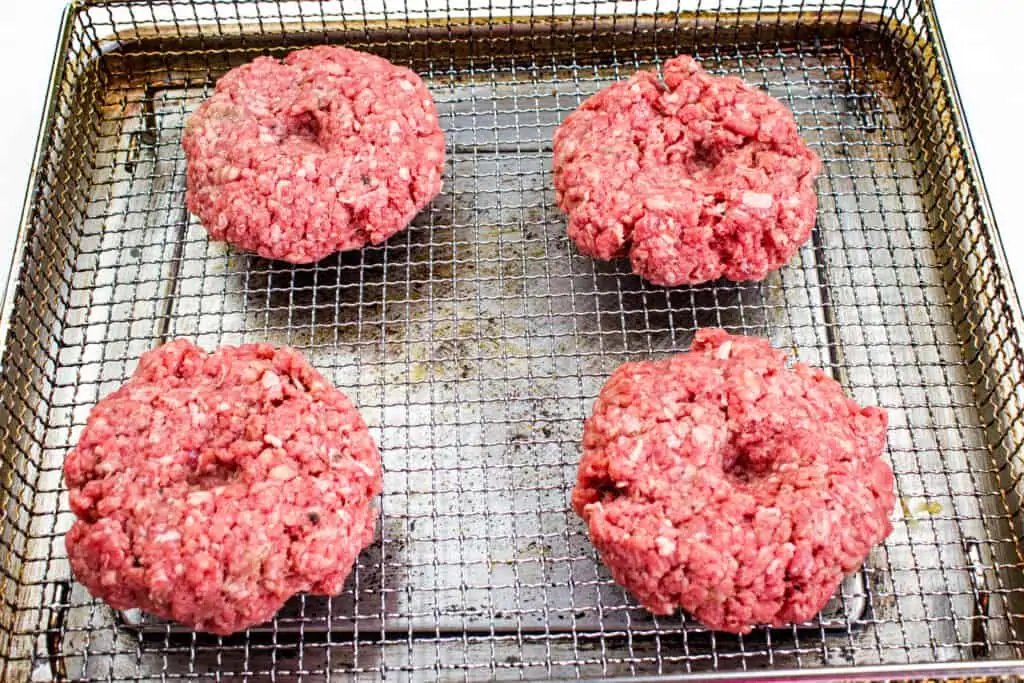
3 0 1024 679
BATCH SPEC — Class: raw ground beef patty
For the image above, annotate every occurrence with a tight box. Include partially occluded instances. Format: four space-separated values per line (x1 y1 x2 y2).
572 329 894 633
63 339 382 635
553 55 821 286
183 45 445 263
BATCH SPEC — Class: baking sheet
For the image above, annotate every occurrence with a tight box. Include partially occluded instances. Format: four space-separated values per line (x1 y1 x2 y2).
2 1 1024 680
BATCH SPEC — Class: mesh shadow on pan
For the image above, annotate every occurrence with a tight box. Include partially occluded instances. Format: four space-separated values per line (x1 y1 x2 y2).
567 255 771 354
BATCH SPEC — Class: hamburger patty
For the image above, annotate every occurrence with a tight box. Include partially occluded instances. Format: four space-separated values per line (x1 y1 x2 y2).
184 45 445 263
554 55 821 286
573 329 894 633
64 339 383 635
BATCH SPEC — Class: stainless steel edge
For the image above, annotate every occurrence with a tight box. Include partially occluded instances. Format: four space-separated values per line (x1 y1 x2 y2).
0 1 79 363
924 0 1024 329
588 658 1024 682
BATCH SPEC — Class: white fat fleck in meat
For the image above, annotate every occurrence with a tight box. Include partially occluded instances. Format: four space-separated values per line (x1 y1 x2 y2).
269 464 297 480
187 491 213 506
264 434 284 449
352 460 376 477
189 402 209 427
690 424 716 448
628 439 645 462
741 190 774 210
646 195 675 212
227 166 242 182
655 536 677 557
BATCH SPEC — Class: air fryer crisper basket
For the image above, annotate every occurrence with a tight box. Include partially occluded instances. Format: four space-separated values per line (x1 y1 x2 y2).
2 0 1024 680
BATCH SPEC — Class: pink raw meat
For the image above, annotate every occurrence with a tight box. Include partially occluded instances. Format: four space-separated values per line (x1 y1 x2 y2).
554 56 821 286
573 329 894 633
184 45 445 263
64 339 382 635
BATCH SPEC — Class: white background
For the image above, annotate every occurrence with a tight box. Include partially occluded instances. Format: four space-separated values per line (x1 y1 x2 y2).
0 1 1020 298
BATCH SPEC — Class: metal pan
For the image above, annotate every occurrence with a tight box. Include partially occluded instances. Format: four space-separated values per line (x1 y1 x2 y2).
2 0 1023 680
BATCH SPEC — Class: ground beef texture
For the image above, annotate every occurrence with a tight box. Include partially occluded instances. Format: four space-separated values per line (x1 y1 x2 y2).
572 329 894 632
553 55 821 286
64 339 382 635
184 45 445 263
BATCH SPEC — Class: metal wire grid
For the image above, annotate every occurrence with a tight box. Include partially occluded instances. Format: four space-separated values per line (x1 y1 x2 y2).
2 0 1024 680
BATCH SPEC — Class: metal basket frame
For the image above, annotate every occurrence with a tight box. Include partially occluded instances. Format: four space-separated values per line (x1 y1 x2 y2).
3 0 1024 680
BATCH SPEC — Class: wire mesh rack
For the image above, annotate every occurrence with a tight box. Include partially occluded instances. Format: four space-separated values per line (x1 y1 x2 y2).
2 0 1024 680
